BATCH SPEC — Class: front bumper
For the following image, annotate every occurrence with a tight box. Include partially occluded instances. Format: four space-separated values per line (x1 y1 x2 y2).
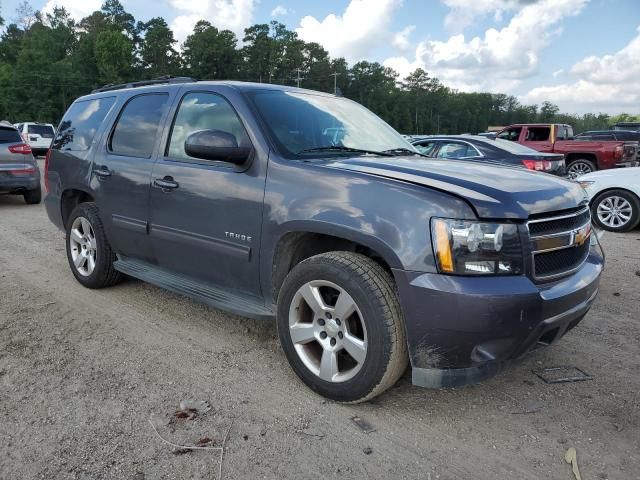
393 239 604 389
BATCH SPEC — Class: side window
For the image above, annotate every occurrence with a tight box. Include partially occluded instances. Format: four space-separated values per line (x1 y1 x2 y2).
109 94 169 158
414 141 437 156
592 134 615 141
167 92 250 161
53 97 116 151
497 127 521 141
526 127 550 141
436 142 476 159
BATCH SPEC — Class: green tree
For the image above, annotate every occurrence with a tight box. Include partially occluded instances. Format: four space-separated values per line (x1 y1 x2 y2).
95 30 132 83
182 21 239 79
139 17 180 77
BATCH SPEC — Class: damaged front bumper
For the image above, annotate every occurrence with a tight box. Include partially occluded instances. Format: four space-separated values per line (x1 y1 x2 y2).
393 240 604 389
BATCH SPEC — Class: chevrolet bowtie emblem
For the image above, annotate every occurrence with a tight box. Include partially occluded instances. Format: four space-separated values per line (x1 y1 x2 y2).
574 223 592 246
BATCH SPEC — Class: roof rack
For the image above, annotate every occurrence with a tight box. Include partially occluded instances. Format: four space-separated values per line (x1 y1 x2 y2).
92 76 196 93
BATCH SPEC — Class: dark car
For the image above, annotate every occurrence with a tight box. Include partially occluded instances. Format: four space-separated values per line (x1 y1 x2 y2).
0 123 41 204
612 122 640 132
44 78 603 402
411 135 566 175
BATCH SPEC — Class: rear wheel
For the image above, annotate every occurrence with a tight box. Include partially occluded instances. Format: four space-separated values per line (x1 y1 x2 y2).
23 187 41 204
591 189 640 232
66 202 123 288
277 252 408 403
567 159 596 179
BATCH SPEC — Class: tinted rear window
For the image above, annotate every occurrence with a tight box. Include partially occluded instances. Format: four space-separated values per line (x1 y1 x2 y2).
109 94 169 158
53 96 116 151
27 124 55 138
0 127 22 144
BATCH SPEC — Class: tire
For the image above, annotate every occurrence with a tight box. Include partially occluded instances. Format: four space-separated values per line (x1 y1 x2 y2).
65 202 123 288
591 189 640 232
277 251 408 403
23 187 41 204
567 159 596 179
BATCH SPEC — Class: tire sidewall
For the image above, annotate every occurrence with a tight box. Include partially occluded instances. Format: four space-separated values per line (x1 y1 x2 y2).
66 204 112 288
591 189 640 232
568 159 595 178
277 257 393 402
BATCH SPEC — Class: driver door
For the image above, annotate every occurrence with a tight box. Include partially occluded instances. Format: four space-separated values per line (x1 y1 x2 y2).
147 89 267 296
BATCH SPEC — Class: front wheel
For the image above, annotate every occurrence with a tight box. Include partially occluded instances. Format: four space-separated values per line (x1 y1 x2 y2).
591 189 640 232
277 252 408 403
567 159 596 179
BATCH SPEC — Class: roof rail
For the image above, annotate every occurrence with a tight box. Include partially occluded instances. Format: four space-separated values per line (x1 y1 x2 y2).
91 76 196 93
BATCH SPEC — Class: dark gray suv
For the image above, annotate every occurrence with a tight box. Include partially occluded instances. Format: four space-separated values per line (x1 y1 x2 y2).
45 78 604 402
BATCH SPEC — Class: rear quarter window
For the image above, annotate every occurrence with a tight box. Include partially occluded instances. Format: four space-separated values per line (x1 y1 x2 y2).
53 96 116 151
0 127 23 144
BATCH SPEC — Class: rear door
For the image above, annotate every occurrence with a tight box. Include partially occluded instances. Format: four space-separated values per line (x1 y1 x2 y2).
521 126 552 152
92 92 173 262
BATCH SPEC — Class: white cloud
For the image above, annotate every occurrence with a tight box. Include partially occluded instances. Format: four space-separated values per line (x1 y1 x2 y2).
384 0 587 90
392 25 416 51
41 0 102 21
169 0 255 44
296 0 403 62
271 5 288 17
552 68 564 78
442 0 542 32
520 27 640 114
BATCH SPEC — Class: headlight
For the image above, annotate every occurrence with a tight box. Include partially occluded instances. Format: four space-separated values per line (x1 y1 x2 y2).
431 218 523 275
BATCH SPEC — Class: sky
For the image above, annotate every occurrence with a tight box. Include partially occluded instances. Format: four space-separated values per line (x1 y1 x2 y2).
2 0 639 114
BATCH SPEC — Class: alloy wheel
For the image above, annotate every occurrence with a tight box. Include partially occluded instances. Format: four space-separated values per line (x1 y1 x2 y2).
69 216 97 276
597 195 633 229
288 280 367 383
567 161 594 179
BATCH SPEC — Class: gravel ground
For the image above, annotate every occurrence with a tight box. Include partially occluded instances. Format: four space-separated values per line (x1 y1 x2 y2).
1 167 639 479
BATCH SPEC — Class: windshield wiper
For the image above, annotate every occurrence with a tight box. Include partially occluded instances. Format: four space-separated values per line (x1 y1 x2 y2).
382 148 429 157
296 146 394 157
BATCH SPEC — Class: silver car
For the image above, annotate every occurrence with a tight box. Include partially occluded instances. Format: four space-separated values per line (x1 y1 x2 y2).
0 124 41 204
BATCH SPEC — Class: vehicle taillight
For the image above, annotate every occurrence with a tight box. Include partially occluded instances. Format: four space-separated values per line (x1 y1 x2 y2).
8 143 32 154
522 159 552 171
44 149 51 193
614 145 623 160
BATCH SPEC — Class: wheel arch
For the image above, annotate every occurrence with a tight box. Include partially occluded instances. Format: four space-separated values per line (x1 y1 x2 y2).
590 186 640 206
60 188 95 229
566 152 598 164
268 223 403 303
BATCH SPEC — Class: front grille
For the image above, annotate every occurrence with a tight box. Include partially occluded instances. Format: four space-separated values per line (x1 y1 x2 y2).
528 208 590 236
527 207 592 281
534 241 590 278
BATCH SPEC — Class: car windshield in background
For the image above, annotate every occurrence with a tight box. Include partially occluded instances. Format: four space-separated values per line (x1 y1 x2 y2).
491 138 545 154
0 127 22 144
27 124 55 138
250 91 415 159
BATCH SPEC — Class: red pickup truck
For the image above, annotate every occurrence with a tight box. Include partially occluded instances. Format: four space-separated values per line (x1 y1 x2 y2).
496 123 638 178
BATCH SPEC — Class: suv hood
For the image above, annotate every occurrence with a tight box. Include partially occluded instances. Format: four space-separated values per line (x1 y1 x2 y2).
326 157 587 220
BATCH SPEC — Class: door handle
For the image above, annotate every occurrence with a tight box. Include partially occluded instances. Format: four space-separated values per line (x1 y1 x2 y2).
154 177 179 191
94 166 112 178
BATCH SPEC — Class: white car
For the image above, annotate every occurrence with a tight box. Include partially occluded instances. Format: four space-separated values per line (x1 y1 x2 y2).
14 122 55 157
578 167 640 232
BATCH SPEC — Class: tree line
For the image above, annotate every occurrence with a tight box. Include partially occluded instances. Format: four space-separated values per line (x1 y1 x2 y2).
0 0 637 134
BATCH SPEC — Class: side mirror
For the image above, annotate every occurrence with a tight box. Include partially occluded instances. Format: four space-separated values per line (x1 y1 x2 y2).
185 130 251 165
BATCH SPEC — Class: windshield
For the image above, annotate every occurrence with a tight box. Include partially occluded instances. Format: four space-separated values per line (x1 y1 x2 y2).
249 91 416 159
491 138 545 154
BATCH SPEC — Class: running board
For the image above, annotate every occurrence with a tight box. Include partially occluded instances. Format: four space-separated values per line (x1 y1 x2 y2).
113 257 275 320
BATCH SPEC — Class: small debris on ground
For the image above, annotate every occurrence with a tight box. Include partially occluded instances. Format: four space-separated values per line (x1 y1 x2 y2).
635 270 640 277
363 447 373 455
172 400 211 421
564 447 583 480
300 429 325 439
613 292 621 297
532 366 591 384
511 400 544 415
351 416 376 434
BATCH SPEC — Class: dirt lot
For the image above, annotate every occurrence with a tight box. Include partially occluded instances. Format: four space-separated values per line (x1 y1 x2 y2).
1 166 639 480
